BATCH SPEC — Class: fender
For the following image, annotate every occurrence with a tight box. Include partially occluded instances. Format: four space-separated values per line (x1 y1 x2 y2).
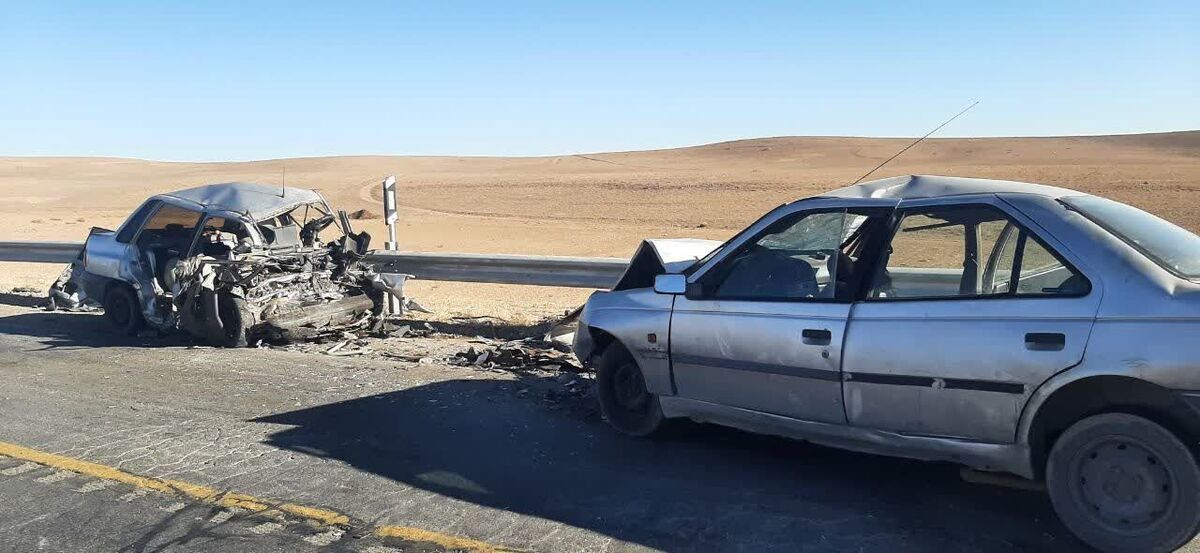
575 288 677 396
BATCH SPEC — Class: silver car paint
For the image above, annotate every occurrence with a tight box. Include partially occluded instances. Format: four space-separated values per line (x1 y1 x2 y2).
671 298 850 424
843 194 1103 444
576 288 676 395
81 188 331 327
576 175 1200 479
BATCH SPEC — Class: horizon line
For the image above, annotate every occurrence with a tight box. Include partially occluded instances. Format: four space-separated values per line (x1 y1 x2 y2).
1 129 1195 165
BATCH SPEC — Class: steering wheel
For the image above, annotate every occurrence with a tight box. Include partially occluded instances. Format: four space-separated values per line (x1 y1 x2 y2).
304 214 336 233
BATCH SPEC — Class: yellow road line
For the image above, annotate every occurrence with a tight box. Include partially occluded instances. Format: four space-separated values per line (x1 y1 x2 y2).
0 440 512 552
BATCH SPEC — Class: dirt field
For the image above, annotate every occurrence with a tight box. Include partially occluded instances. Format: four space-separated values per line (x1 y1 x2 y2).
2 131 1197 320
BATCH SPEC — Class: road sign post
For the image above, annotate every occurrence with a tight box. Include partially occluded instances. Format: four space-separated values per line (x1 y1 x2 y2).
382 175 401 314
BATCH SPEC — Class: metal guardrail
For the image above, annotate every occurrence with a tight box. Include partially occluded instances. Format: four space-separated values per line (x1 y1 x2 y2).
365 251 627 289
0 241 83 263
0 241 627 289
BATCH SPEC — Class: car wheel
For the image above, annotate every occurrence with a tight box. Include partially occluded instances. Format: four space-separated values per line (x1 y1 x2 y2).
596 344 666 437
209 293 252 347
102 285 143 335
1047 413 1200 553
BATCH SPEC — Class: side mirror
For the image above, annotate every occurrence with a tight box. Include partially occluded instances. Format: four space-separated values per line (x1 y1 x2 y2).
653 273 687 294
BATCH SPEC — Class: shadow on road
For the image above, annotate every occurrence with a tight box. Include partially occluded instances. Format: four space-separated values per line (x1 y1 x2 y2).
253 377 1087 552
0 310 186 349
0 292 46 308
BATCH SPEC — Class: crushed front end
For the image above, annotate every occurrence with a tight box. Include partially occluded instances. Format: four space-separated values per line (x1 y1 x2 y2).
170 243 395 346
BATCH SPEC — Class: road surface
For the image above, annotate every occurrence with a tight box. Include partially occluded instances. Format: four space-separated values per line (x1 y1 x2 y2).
0 300 1098 552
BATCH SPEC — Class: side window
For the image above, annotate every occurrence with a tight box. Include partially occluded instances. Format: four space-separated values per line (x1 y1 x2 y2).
870 205 1087 299
115 200 161 243
135 204 203 252
1013 237 1089 295
707 211 849 300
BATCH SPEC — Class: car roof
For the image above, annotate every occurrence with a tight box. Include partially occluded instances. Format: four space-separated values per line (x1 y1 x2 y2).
155 182 326 221
819 174 1087 201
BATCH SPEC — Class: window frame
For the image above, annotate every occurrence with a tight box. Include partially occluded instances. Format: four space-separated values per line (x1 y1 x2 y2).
691 206 891 304
187 214 254 257
865 202 1092 303
115 200 162 244
130 201 205 249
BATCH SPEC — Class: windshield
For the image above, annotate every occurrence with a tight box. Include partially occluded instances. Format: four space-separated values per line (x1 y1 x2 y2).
1064 195 1200 280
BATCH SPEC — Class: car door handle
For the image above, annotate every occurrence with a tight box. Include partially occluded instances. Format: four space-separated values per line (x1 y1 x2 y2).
1025 332 1065 351
802 328 832 345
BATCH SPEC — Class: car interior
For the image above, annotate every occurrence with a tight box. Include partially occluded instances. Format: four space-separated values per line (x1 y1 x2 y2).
134 204 203 290
707 210 884 300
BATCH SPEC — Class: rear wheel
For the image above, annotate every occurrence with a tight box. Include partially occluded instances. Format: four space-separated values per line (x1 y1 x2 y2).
1047 413 1200 553
596 345 666 437
102 285 143 335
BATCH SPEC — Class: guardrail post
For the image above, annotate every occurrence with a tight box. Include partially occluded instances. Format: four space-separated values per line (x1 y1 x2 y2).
381 176 401 314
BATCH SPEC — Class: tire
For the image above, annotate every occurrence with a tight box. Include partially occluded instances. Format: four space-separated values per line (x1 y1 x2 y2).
102 285 144 335
1046 413 1200 553
596 344 666 437
208 293 253 347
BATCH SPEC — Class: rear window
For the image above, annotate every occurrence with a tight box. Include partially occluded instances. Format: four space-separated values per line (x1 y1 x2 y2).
1064 195 1200 280
115 200 160 243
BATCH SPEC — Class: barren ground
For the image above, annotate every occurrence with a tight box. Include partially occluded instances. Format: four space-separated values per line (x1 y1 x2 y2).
2 131 1197 321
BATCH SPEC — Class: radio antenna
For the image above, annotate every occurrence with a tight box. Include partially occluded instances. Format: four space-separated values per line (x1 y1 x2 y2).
851 100 980 185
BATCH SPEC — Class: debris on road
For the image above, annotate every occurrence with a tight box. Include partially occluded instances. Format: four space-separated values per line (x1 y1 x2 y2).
452 338 583 373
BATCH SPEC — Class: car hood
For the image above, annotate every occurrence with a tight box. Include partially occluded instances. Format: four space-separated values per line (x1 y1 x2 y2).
611 238 722 291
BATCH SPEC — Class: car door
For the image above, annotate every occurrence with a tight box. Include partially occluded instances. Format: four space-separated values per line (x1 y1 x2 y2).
841 197 1100 443
671 203 889 424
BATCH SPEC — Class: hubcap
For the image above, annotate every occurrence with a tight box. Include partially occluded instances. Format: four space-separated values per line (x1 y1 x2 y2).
1073 437 1175 532
612 362 649 411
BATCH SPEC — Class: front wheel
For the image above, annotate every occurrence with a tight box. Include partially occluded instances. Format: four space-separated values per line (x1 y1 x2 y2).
1047 413 1200 553
209 293 253 347
596 345 666 437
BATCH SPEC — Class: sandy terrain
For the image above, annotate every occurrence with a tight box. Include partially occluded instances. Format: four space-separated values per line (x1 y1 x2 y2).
2 131 1197 320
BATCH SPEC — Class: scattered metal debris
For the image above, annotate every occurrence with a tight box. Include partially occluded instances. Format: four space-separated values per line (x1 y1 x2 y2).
452 339 582 372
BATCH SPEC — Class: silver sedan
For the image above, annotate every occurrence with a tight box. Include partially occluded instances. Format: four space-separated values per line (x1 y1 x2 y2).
573 174 1200 553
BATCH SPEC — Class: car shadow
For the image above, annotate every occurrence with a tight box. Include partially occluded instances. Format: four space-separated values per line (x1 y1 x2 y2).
0 310 189 349
0 292 47 308
252 376 1088 552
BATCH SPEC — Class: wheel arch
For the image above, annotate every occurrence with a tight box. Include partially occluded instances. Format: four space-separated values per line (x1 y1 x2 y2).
579 315 674 396
1023 374 1200 480
584 325 622 363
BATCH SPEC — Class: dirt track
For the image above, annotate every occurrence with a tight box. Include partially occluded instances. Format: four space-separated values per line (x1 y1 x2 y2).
2 131 1197 320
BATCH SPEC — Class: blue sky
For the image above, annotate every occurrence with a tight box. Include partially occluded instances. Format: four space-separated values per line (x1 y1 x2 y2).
1 1 1196 160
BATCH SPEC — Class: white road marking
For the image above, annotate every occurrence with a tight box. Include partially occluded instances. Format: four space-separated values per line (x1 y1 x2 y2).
1 462 41 476
35 470 77 484
303 528 345 546
118 488 149 502
161 502 188 513
248 521 284 535
208 509 239 524
76 479 117 493
360 547 405 553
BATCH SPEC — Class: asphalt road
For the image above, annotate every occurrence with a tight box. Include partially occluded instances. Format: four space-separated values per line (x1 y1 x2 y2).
0 301 1100 552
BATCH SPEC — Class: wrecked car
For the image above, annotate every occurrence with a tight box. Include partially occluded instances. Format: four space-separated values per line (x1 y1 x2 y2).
56 182 406 346
576 174 1200 553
